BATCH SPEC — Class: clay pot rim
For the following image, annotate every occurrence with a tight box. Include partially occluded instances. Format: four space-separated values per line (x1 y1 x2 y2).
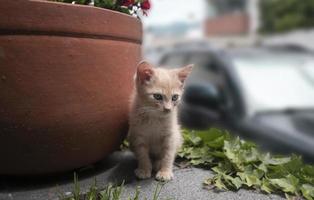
0 0 143 44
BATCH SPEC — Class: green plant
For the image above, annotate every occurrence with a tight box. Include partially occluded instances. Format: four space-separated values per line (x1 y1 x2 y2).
49 0 150 17
178 128 314 200
99 182 124 200
62 128 314 200
59 173 168 200
260 0 314 33
152 182 164 200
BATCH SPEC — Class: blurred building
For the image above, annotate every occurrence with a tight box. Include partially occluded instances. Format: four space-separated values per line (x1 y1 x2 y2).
206 0 260 36
143 22 204 64
205 0 260 47
143 0 314 62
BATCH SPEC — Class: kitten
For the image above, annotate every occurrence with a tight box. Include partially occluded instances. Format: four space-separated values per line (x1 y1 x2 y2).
128 61 193 181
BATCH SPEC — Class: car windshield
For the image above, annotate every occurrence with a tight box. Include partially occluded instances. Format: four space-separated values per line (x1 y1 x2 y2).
233 52 314 115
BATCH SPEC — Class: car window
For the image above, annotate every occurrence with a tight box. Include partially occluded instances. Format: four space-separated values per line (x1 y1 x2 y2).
188 53 211 68
188 53 219 72
161 53 186 68
186 53 224 86
233 55 314 114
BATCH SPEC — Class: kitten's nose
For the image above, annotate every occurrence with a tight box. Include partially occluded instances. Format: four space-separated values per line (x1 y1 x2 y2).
163 102 172 113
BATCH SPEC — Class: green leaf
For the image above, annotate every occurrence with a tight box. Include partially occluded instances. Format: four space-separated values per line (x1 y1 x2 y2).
119 7 131 15
245 174 261 187
179 128 314 200
209 151 226 158
182 130 202 146
212 166 224 174
228 177 243 190
223 139 239 162
262 153 291 165
214 175 228 190
301 165 314 185
261 178 275 194
256 163 268 173
301 184 314 200
195 128 229 148
269 174 299 194
206 135 226 148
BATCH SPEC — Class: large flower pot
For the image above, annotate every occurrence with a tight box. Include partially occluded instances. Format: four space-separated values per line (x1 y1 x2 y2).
0 0 142 175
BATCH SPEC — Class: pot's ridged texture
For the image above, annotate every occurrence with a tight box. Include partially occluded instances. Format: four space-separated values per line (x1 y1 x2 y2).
0 0 142 175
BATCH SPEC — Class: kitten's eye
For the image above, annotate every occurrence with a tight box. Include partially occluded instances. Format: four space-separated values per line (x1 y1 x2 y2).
153 93 163 101
172 94 179 101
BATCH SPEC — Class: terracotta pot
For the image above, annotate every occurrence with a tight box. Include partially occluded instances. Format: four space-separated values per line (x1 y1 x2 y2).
0 0 142 175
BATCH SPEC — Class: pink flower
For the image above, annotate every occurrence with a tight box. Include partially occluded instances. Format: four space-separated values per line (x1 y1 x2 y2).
140 0 150 10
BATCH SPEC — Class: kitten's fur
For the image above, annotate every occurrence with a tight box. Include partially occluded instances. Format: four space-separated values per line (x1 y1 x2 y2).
128 61 193 181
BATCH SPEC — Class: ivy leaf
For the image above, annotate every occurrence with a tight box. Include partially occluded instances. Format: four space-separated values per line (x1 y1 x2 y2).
262 153 291 165
256 163 268 173
261 178 275 194
301 165 314 185
206 135 226 149
179 128 314 200
182 130 202 146
195 128 227 148
189 136 202 146
244 174 262 187
223 139 240 162
228 177 243 190
269 174 299 194
211 166 225 174
301 184 314 200
214 175 228 190
209 151 226 158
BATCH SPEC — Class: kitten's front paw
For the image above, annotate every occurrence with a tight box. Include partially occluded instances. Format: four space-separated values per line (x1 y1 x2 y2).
155 170 173 181
134 168 152 179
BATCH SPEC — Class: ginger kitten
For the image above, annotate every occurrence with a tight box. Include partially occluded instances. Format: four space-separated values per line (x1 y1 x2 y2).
128 61 193 181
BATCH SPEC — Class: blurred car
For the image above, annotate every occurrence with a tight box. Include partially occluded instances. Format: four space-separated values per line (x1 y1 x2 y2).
158 44 314 162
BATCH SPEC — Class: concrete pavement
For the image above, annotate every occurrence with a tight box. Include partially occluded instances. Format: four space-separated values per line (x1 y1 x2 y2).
0 151 285 200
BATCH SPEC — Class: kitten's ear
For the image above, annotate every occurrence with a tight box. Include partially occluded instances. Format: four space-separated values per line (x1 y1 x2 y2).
136 61 154 84
178 64 194 84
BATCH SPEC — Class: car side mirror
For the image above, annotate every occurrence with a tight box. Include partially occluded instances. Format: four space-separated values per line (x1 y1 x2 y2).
183 84 223 112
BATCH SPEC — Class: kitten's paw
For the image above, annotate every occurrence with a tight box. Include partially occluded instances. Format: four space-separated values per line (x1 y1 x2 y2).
155 170 173 181
134 168 152 179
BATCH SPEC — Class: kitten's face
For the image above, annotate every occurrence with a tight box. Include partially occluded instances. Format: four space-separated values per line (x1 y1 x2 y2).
135 61 193 114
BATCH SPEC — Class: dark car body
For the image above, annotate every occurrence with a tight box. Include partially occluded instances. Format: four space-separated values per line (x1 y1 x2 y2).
158 44 314 162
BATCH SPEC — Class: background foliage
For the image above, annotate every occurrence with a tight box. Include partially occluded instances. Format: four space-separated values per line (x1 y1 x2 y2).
260 0 314 33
